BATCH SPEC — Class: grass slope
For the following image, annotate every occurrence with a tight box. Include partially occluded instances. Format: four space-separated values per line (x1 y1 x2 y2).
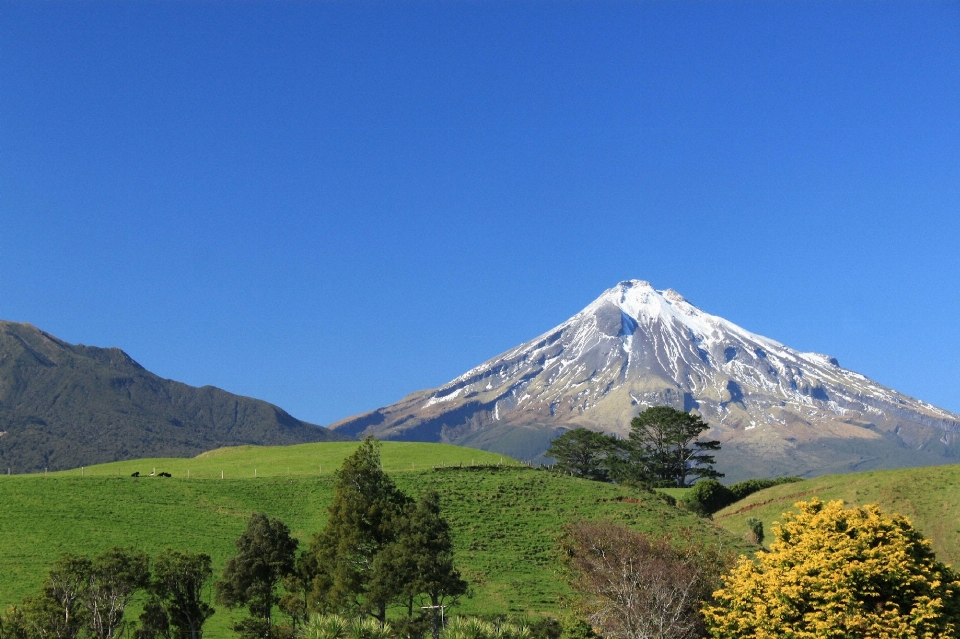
56 441 511 479
713 462 960 566
1 442 746 637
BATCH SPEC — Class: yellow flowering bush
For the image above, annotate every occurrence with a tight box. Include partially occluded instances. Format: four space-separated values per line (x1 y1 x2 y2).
703 498 960 638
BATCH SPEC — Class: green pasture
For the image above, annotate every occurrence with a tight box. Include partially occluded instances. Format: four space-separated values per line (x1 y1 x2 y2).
49 441 512 479
0 442 745 637
713 462 960 565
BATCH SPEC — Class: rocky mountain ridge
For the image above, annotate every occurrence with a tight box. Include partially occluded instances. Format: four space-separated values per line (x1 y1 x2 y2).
331 280 960 480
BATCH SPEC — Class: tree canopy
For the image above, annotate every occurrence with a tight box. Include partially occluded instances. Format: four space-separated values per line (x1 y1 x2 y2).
217 512 299 637
545 407 722 487
304 438 466 626
628 406 721 487
545 429 618 481
305 438 410 620
704 499 960 638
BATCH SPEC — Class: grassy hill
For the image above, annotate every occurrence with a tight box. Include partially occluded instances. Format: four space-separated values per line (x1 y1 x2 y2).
0 320 347 473
56 441 511 478
1 441 746 637
713 462 960 566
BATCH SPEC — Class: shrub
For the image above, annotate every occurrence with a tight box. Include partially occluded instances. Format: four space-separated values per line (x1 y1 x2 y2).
704 499 960 638
679 479 734 516
681 476 805 516
744 518 763 545
560 521 730 639
727 476 802 502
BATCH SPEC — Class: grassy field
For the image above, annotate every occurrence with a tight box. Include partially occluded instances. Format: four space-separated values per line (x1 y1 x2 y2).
713 462 960 566
50 441 511 479
1 441 746 637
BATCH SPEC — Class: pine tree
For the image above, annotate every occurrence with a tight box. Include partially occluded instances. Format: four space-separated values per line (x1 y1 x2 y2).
304 438 410 621
216 513 298 637
374 491 468 637
545 429 618 482
628 406 722 487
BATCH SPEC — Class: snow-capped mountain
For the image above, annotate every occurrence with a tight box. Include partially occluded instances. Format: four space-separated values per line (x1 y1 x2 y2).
330 280 960 480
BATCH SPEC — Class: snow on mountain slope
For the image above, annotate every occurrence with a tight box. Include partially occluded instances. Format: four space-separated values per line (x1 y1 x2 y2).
331 281 960 480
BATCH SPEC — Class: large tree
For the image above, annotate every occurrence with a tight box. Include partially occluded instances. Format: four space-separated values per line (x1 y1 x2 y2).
704 499 960 638
83 548 150 639
304 438 411 621
22 554 92 639
373 491 468 638
628 406 721 487
545 429 619 482
217 513 299 637
141 549 215 639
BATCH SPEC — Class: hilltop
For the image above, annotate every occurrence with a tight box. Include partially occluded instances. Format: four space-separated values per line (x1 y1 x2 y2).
332 280 960 481
0 321 348 473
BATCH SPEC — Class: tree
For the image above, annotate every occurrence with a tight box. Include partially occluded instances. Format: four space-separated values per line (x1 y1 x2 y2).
628 407 721 487
545 429 619 482
559 522 727 639
83 548 149 639
217 513 298 637
22 554 92 639
704 499 960 638
373 491 468 638
142 549 215 639
0 606 30 639
304 438 410 621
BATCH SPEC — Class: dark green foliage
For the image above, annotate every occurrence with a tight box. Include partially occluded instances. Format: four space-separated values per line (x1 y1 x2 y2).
745 517 764 545
305 439 468 628
0 320 348 474
628 406 722 487
216 513 298 632
145 549 215 639
728 476 803 501
0 607 30 639
680 479 734 516
375 491 468 627
681 476 805 516
545 429 618 482
304 438 411 621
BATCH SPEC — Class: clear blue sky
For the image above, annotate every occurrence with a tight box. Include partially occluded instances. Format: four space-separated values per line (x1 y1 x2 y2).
2 1 959 425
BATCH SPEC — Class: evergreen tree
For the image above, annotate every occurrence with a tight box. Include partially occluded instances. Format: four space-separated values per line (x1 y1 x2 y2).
628 406 722 487
216 513 298 637
304 438 410 621
544 429 619 482
373 492 468 638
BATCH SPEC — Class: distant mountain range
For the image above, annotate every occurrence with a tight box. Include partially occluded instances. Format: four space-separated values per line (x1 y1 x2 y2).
330 280 960 481
0 321 347 472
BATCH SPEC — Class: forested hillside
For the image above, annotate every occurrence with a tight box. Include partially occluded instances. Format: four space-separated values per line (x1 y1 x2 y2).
0 321 347 472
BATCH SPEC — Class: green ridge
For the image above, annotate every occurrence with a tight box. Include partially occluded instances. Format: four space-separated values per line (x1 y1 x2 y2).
713 462 960 566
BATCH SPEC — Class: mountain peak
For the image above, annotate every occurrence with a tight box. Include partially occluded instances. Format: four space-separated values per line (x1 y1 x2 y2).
331 279 960 481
